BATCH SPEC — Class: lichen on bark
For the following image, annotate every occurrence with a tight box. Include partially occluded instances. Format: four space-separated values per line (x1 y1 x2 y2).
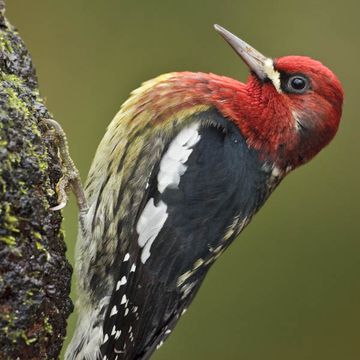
0 1 73 359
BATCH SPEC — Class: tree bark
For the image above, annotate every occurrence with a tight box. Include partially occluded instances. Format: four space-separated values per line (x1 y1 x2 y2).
0 1 73 359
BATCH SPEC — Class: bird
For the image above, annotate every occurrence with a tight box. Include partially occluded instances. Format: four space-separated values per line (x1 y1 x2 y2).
64 24 343 360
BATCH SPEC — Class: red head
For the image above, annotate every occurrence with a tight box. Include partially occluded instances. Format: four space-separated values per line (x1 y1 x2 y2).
214 25 344 170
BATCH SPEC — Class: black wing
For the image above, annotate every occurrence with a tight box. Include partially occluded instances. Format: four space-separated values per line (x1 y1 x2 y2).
100 109 271 360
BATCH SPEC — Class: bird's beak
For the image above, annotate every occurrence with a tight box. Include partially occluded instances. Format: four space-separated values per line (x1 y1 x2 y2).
214 24 270 81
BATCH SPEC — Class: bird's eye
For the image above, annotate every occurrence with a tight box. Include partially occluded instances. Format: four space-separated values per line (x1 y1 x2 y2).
287 75 309 94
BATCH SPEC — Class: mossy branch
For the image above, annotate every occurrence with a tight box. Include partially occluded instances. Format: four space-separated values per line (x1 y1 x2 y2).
0 1 73 359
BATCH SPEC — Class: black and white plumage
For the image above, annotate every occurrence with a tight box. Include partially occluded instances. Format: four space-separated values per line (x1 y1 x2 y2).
65 106 279 360
102 111 274 360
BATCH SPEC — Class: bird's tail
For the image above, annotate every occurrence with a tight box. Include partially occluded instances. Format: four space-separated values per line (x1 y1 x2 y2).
65 297 110 360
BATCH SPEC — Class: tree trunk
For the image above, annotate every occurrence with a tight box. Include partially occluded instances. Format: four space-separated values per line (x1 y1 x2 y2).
0 1 73 359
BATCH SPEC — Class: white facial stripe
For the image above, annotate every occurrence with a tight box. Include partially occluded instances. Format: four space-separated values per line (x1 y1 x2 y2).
157 123 201 193
264 58 282 93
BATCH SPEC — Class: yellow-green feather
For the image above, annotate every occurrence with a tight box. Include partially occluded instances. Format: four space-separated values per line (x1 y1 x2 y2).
76 73 211 305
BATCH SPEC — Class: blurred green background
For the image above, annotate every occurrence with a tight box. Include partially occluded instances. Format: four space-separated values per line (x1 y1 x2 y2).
7 1 360 359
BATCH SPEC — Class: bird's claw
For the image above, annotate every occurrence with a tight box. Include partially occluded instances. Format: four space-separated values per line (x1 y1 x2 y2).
41 118 88 213
50 200 67 211
49 174 70 211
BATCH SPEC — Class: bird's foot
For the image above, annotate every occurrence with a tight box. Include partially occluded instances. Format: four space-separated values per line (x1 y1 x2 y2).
41 118 88 214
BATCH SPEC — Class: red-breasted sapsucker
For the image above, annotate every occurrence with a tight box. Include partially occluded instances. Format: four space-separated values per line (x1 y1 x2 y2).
64 25 344 360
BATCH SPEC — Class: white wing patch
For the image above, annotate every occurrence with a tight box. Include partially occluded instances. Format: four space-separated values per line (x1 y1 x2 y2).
136 198 168 263
136 123 201 264
157 123 201 193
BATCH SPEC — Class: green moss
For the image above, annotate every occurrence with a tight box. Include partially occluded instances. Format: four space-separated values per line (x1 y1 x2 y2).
17 180 28 195
0 68 31 120
33 232 42 240
44 317 53 335
35 239 51 261
2 202 20 234
1 313 41 347
21 332 37 346
0 235 16 246
8 152 21 165
2 328 38 346
30 122 42 137
38 160 48 172
1 304 53 346
0 73 24 87
24 138 49 174
0 175 7 193
0 33 14 54
3 87 30 118
1 311 17 327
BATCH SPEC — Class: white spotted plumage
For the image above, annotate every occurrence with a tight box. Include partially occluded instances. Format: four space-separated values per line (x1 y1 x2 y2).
116 276 127 290
110 305 118 317
111 326 116 336
120 295 127 305
89 123 203 357
103 334 109 344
